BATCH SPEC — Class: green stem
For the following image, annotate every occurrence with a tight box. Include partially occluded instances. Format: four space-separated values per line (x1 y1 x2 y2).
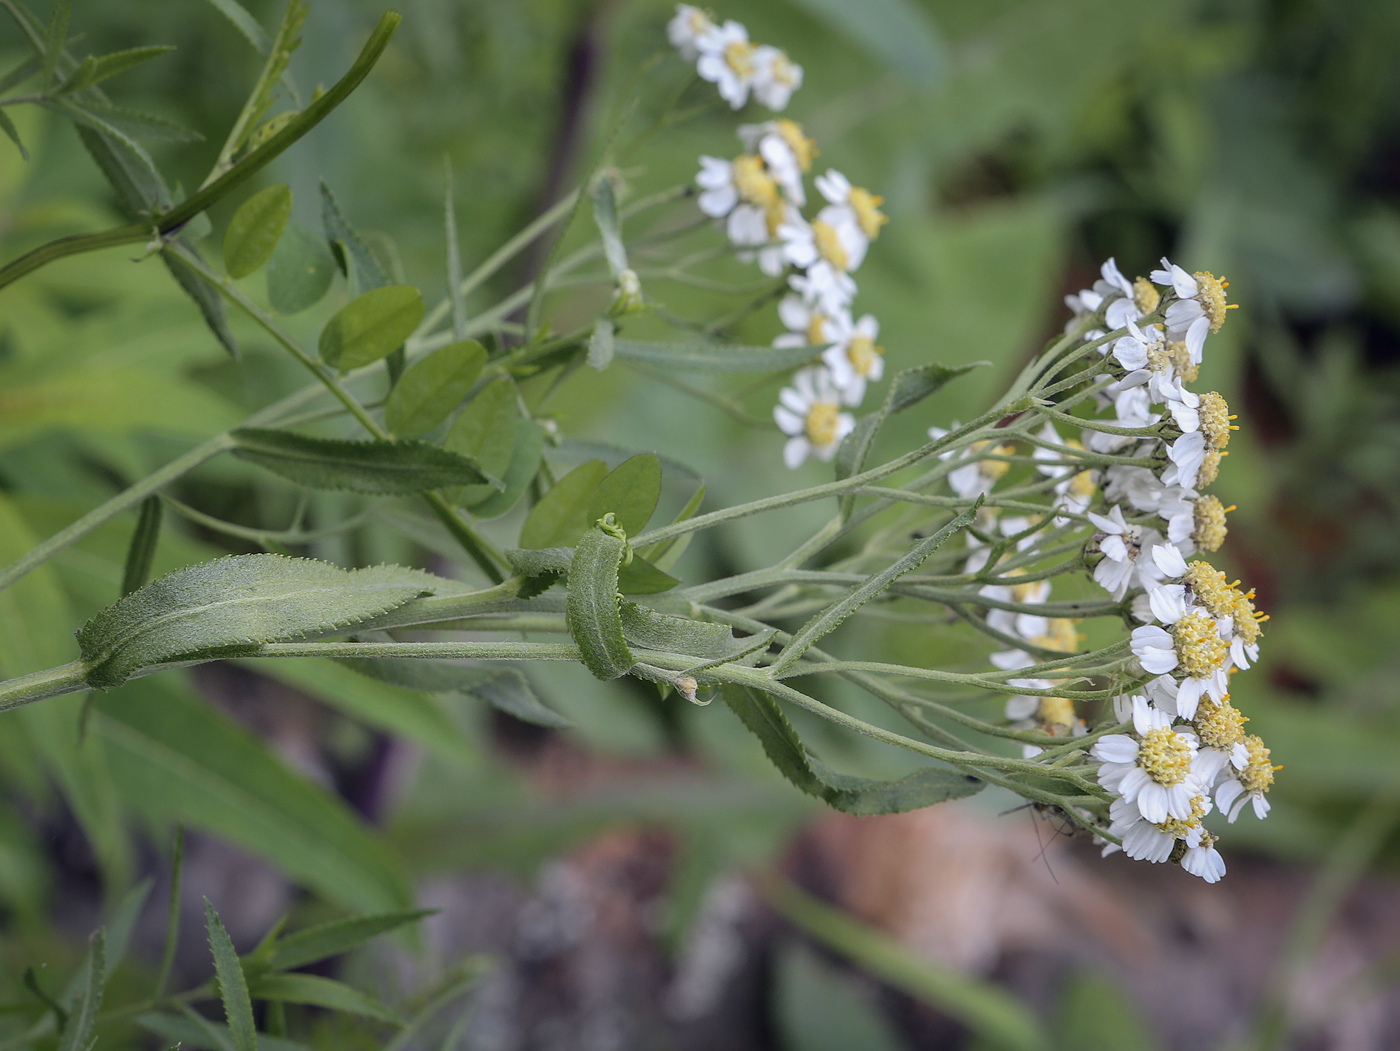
0 660 89 712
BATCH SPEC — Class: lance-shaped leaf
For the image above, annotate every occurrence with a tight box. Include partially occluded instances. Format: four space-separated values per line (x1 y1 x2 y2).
267 909 434 972
77 554 437 689
591 174 628 279
250 974 400 1024
724 686 982 815
319 285 424 369
223 183 292 279
56 930 104 1051
611 338 823 373
51 45 176 96
618 602 735 659
163 236 240 358
769 502 980 675
0 109 26 160
230 428 494 494
120 496 162 597
566 524 634 681
386 339 486 438
206 901 257 1051
321 180 388 293
266 221 334 314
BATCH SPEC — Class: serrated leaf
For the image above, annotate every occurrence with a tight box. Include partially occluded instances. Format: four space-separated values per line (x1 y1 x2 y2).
230 428 492 494
42 0 71 89
448 376 519 507
229 0 307 158
268 909 433 972
588 316 615 370
723 686 982 814
77 102 203 144
321 180 388 294
566 525 634 681
319 285 425 369
57 930 103 1051
470 418 543 519
518 460 608 549
386 340 486 438
53 45 175 95
77 553 434 689
611 338 823 373
770 503 979 675
250 973 401 1024
223 183 292 279
200 0 270 52
206 901 257 1051
163 238 240 357
266 221 334 314
96 675 411 913
618 602 734 658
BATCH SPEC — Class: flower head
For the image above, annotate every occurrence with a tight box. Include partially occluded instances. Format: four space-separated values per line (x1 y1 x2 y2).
774 366 855 468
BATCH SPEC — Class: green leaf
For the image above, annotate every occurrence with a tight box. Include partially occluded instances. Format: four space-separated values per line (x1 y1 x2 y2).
518 460 608 549
105 877 154 971
587 453 661 537
230 428 493 494
611 337 822 373
770 502 979 674
637 483 705 571
765 879 1046 1051
228 0 307 158
52 45 175 95
162 237 240 358
77 553 436 689
618 602 735 658
120 496 163 597
386 340 487 438
223 183 292 279
205 900 258 1051
319 285 425 369
723 686 981 815
56 929 103 1051
250 973 401 1024
268 909 433 972
785 0 945 88
463 668 571 728
775 942 908 1051
200 0 270 52
616 554 680 594
321 180 388 294
464 416 541 519
96 675 412 912
42 0 71 88
591 174 628 278
565 524 634 681
266 221 334 314
139 1013 312 1051
0 107 29 161
588 316 615 371
447 376 519 507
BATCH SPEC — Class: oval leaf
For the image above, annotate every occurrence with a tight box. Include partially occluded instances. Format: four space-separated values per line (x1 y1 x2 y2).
385 340 487 438
518 460 609 549
267 221 335 315
470 418 544 519
223 183 292 279
231 427 492 494
319 285 425 369
586 453 661 537
446 375 518 506
77 554 437 689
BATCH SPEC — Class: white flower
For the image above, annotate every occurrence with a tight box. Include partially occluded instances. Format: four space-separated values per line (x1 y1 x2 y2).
773 366 855 468
1166 430 1208 490
1181 834 1226 883
1149 258 1234 364
929 430 1012 501
695 155 788 248
751 45 803 111
738 120 815 206
787 260 856 317
813 169 888 253
1098 257 1141 330
696 21 758 109
773 295 831 349
779 210 868 274
1215 734 1274 822
1092 697 1207 824
1129 597 1229 719
821 312 883 405
667 4 714 61
1088 507 1166 600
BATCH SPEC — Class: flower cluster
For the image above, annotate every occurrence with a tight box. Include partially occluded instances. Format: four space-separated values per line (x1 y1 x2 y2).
671 6 889 469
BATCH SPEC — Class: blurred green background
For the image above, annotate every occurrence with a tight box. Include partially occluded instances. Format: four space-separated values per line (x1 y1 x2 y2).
2 0 1400 1047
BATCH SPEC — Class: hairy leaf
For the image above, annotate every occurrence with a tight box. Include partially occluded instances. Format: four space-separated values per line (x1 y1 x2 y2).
588 316 615 370
387 340 486 438
77 553 435 688
223 183 292 279
591 174 628 278
266 221 334 314
611 337 822 373
206 901 257 1051
618 602 733 658
231 428 492 494
566 525 634 680
319 285 425 369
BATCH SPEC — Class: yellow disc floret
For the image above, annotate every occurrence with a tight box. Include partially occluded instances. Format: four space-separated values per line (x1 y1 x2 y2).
1036 695 1078 734
1172 610 1229 678
1199 392 1237 451
1192 271 1237 333
1156 794 1208 836
811 220 849 271
1138 727 1193 786
1032 618 1082 654
805 401 840 447
1133 276 1161 315
846 333 884 377
775 119 817 171
1167 340 1199 383
1193 494 1230 552
848 187 889 241
732 155 779 209
724 39 755 78
1238 734 1276 795
805 311 828 346
1199 448 1224 488
1194 695 1248 751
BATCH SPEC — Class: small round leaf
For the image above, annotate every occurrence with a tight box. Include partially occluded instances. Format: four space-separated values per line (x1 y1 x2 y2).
385 340 487 438
267 221 335 315
223 184 292 279
319 285 426 370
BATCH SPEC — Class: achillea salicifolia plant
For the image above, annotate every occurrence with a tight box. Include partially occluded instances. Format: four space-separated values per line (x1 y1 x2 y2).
0 1 1274 893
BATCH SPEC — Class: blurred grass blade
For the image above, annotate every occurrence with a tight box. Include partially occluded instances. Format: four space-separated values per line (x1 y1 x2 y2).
120 496 162 597
0 108 27 160
250 973 402 1024
206 899 259 1051
784 0 945 88
444 157 466 341
154 826 184 998
762 877 1047 1051
611 337 823 373
57 929 104 1051
105 877 154 970
268 908 434 971
201 0 270 52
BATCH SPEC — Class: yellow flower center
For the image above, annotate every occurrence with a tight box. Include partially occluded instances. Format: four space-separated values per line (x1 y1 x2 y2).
768 51 800 87
846 334 883 377
811 220 849 271
776 119 817 171
1133 276 1161 315
1194 695 1247 751
805 401 840 447
1199 391 1236 451
1008 573 1044 605
1227 588 1265 646
1036 695 1077 733
1198 448 1224 488
1183 562 1263 645
724 40 755 78
1238 734 1276 795
805 311 828 346
1172 610 1229 678
1192 271 1236 333
848 187 888 241
732 155 779 209
1138 727 1193 786
1032 618 1081 654
1156 794 1208 836
684 10 713 36
1167 340 1199 382
1193 494 1229 552
1067 468 1097 501
968 440 1014 483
